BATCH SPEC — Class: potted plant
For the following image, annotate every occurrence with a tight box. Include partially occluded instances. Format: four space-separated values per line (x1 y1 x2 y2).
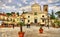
18 21 25 37
39 25 43 33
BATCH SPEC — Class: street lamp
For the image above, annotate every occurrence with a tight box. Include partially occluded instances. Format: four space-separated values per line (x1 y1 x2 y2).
47 15 49 29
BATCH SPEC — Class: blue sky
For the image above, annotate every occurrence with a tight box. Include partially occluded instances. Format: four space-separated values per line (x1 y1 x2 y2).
0 0 60 13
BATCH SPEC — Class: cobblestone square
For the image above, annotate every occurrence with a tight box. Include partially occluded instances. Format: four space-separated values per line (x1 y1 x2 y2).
0 26 60 37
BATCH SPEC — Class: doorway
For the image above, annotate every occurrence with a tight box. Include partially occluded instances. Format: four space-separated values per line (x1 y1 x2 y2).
34 19 37 23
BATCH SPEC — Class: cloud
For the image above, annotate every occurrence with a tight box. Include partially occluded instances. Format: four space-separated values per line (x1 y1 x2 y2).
2 4 11 9
12 6 15 8
48 0 53 3
1 3 17 11
23 0 26 2
0 0 60 13
40 1 48 5
21 0 28 4
0 1 1 2
49 6 60 12
18 4 22 7
19 6 31 11
29 1 35 5
0 0 4 6
2 4 6 6
8 0 12 3
48 0 60 3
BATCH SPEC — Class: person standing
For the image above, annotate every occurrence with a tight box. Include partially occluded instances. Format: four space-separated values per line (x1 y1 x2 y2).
13 24 14 29
27 23 30 28
28 22 30 28
27 23 28 28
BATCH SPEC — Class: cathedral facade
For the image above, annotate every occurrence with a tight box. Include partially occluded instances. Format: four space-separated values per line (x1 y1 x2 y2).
22 3 49 26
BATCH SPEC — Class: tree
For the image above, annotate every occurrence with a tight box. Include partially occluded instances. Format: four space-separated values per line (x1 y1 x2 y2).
6 13 12 16
54 19 60 27
18 22 25 32
55 11 60 18
6 13 12 21
50 10 55 19
17 12 19 16
49 10 56 27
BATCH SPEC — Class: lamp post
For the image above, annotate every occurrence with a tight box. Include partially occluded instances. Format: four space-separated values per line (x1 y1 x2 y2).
47 15 49 29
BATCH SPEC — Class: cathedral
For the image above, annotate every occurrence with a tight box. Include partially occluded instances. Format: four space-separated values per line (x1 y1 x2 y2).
21 3 49 26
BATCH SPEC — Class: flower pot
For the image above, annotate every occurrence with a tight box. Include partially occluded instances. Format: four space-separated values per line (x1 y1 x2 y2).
39 28 43 33
18 32 25 37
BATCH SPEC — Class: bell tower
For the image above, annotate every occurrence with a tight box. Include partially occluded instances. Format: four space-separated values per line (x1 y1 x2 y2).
43 5 48 14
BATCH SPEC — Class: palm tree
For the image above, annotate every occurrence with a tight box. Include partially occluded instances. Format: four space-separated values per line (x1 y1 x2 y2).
55 11 60 18
18 21 25 32
50 10 55 19
50 10 56 27
54 19 60 27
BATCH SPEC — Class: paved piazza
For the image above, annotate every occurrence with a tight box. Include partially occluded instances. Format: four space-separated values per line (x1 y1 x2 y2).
0 26 60 37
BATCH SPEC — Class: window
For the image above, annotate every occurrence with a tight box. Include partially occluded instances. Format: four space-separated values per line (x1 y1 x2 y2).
28 20 30 22
13 20 15 22
22 20 23 21
11 19 12 21
7 18 9 21
45 8 47 11
34 12 37 15
28 16 30 18
42 15 44 17
17 18 19 21
42 20 44 22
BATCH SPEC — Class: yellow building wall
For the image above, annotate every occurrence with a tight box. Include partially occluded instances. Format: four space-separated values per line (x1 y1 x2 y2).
24 12 48 25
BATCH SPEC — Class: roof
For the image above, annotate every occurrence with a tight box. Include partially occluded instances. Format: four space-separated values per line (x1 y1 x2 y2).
0 13 6 16
31 3 40 7
22 11 33 14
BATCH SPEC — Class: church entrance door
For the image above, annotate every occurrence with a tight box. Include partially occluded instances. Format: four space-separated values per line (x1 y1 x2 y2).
34 19 37 23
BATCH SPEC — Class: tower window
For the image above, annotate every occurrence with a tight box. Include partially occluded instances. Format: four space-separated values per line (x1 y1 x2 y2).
34 12 37 15
45 8 47 11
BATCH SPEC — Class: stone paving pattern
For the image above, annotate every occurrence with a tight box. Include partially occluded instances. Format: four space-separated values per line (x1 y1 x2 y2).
0 26 60 37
